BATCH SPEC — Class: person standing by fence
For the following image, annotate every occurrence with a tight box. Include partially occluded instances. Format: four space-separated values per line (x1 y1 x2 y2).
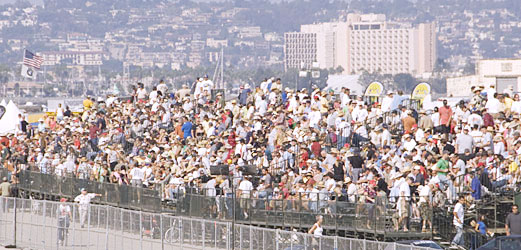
74 188 101 228
506 204 521 236
57 198 71 246
451 195 465 247
0 177 10 213
308 215 323 250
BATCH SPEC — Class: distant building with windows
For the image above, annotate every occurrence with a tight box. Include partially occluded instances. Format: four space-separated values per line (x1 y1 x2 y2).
284 13 437 76
447 59 521 97
41 51 104 66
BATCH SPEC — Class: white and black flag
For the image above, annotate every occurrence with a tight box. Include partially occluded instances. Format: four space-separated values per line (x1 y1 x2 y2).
21 64 36 79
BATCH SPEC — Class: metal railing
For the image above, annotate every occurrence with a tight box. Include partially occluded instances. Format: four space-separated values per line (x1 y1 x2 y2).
173 191 435 238
11 170 161 212
0 197 436 250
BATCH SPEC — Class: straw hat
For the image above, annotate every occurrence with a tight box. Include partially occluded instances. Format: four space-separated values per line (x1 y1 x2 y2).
392 172 403 179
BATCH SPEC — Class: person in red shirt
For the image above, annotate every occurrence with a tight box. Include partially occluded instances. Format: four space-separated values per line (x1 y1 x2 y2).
89 121 100 152
311 138 321 157
228 131 236 147
438 99 453 135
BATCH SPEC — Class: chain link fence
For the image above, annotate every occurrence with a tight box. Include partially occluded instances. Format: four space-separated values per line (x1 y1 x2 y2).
0 197 436 250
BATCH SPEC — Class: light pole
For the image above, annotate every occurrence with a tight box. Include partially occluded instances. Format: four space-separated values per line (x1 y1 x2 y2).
299 62 320 91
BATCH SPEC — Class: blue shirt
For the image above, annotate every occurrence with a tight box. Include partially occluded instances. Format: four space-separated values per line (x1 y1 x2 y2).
477 221 487 235
282 91 288 103
471 176 481 200
181 122 193 139
390 95 408 111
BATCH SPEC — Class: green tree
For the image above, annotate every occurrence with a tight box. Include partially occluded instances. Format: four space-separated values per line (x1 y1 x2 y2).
393 73 417 92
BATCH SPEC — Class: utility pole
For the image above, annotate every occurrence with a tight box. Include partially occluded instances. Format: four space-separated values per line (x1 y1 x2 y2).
220 47 224 89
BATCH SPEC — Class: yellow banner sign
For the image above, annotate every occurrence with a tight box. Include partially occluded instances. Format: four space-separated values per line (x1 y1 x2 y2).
411 82 431 100
364 82 384 97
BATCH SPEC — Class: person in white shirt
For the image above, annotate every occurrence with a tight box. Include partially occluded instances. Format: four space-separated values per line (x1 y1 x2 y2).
467 110 483 128
157 80 168 96
74 189 101 228
403 134 417 152
202 75 214 93
381 92 394 113
452 195 465 247
511 94 521 114
136 86 147 101
56 103 64 121
431 107 440 131
308 107 321 128
398 177 412 231
380 126 392 147
340 88 351 108
149 87 159 103
259 79 268 93
193 78 204 99
205 176 218 216
485 93 501 115
129 165 145 187
237 176 253 219
346 177 358 203
486 85 496 100
308 215 324 237
57 197 72 245
418 183 433 232
256 96 268 116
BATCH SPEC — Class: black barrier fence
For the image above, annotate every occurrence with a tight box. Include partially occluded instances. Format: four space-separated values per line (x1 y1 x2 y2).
402 99 422 110
173 190 435 238
8 169 161 212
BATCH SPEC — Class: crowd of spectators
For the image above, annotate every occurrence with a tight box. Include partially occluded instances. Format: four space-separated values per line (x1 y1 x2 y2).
1 78 520 246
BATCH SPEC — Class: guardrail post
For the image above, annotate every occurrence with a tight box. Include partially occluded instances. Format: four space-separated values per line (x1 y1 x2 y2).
42 199 46 247
262 230 265 250
227 222 231 250
202 219 205 249
11 198 15 246
87 204 91 248
160 215 164 250
139 211 143 250
275 229 279 250
105 206 109 250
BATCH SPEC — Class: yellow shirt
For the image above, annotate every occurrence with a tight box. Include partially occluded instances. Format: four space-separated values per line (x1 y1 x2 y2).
504 97 513 109
83 99 93 110
509 161 518 173
320 97 328 113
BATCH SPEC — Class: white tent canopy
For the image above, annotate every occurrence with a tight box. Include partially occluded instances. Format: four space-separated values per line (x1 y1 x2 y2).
326 74 364 95
0 100 22 134
0 99 5 107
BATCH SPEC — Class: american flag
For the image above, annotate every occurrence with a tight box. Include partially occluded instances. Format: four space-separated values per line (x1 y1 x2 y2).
23 49 43 69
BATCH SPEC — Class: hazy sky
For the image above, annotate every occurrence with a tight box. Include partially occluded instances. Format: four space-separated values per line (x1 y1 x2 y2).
0 0 44 6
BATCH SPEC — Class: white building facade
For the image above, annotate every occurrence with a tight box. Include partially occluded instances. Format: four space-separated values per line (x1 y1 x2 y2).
447 59 521 97
284 14 436 76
